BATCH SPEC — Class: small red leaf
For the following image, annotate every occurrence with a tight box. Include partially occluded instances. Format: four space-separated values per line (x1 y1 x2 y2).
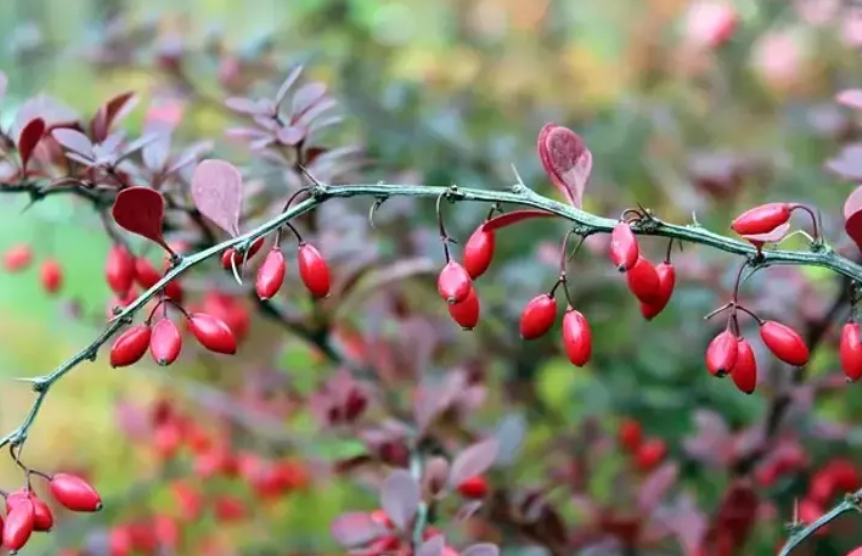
846 186 862 251
481 210 555 232
17 118 45 171
191 159 244 237
741 222 790 246
112 187 168 250
537 123 593 208
91 91 138 141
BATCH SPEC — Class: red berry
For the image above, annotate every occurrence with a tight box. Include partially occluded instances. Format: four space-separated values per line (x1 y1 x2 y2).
463 226 495 279
255 249 286 300
3 244 32 272
626 256 660 303
110 324 152 368
437 260 472 304
609 221 639 272
618 418 643 452
187 313 237 355
163 276 184 303
370 509 393 529
153 422 183 459
798 498 827 535
705 329 738 377
105 245 136 295
519 294 558 339
639 261 675 320
634 438 666 471
49 473 103 512
297 243 331 298
759 320 809 366
214 495 245 521
40 258 62 294
731 338 757 394
3 497 35 551
730 202 792 236
150 318 182 366
457 475 489 499
109 525 134 556
134 258 161 289
562 307 591 367
448 287 480 330
221 237 265 269
841 322 862 382
30 494 53 532
4 490 28 513
201 293 250 343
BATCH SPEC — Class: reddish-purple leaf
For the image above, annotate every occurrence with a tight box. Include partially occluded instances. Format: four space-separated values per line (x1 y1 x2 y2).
416 535 445 556
461 543 500 556
167 141 213 175
17 118 45 171
380 469 421 532
142 134 172 171
225 97 264 115
826 144 862 180
448 437 500 488
52 128 94 158
481 210 555 232
111 187 168 250
0 71 7 103
117 132 162 163
846 186 862 252
275 65 304 106
296 97 337 127
277 125 306 146
637 461 679 511
191 159 244 237
330 512 385 548
92 91 138 141
537 123 592 208
837 89 862 110
291 82 327 117
845 185 862 220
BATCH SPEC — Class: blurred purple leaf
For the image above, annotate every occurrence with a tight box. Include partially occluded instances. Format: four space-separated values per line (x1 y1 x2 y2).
191 159 244 237
167 141 213 174
454 500 483 521
52 128 94 158
277 125 306 146
637 462 679 511
330 512 385 548
0 71 6 103
413 385 443 433
661 494 707 556
837 89 862 110
17 118 45 171
415 535 445 556
111 187 168 250
493 412 526 467
827 143 862 180
537 123 592 208
422 456 450 496
275 65 304 106
117 132 162 163
225 97 263 115
462 543 500 556
296 97 337 127
380 469 421 531
448 437 500 488
291 82 327 118
142 134 172 171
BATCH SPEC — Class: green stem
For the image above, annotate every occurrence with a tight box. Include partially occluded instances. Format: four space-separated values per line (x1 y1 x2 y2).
777 493 862 556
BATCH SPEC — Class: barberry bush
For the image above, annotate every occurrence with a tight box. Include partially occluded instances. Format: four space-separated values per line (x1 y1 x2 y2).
3 1 862 556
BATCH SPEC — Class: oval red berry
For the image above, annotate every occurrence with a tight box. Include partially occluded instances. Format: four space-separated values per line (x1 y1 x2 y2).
49 473 103 512
731 339 757 394
188 313 237 355
437 261 472 304
448 287 480 330
705 329 738 377
609 221 639 272
626 256 660 304
840 322 862 382
105 244 136 295
759 320 809 366
463 226 495 279
730 203 791 236
150 318 182 366
110 324 152 368
519 294 557 339
256 249 287 300
297 243 331 298
562 307 591 367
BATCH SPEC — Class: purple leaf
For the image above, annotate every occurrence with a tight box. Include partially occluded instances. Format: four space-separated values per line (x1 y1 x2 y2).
191 159 244 237
291 82 327 117
17 118 45 172
330 512 385 548
448 437 500 489
415 535 445 556
537 123 592 208
493 412 526 467
167 141 213 174
837 89 862 110
422 456 450 496
225 97 263 115
0 71 7 103
111 187 169 250
454 500 483 521
461 543 500 556
276 125 306 146
846 185 862 251
52 128 94 158
295 97 337 127
826 143 862 179
142 134 172 171
637 462 679 511
380 469 421 531
275 65 304 106
117 132 162 163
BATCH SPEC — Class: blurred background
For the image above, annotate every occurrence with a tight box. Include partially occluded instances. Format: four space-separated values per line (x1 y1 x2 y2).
1 0 862 555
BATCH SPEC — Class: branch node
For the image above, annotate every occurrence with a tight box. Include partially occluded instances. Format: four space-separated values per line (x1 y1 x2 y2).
31 379 49 393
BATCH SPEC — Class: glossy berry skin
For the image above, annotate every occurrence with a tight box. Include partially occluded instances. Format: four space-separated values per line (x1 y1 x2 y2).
562 307 592 367
705 329 738 377
188 313 238 355
297 243 331 298
759 320 809 366
639 261 675 320
221 237 264 269
3 244 32 272
625 256 660 304
150 319 182 366
3 497 35 551
30 494 53 532
255 249 286 300
730 202 791 236
49 473 103 512
609 221 639 272
105 244 136 295
448 288 480 330
841 322 862 382
519 294 558 339
618 418 643 452
40 259 62 294
134 258 162 289
463 226 495 279
634 438 666 471
731 339 757 394
110 324 152 368
457 476 489 499
437 261 472 304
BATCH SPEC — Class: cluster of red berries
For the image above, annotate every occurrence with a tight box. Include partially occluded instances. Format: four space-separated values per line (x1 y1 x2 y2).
3 244 63 295
104 244 184 307
0 473 101 553
618 418 668 472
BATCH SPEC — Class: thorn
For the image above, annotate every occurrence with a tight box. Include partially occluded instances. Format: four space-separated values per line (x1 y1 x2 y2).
230 254 244 286
511 163 526 186
691 211 701 227
297 164 326 189
368 197 386 230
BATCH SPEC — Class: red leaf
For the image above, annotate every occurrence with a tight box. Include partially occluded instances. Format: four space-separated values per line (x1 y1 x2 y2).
537 123 593 208
17 118 45 172
191 160 243 237
330 512 385 548
637 461 679 511
846 186 862 251
448 438 499 488
837 89 862 110
111 187 168 250
480 210 555 232
91 91 138 142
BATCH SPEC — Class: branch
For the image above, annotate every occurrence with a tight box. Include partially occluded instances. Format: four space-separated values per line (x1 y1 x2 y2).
2 180 861 458
777 491 862 556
